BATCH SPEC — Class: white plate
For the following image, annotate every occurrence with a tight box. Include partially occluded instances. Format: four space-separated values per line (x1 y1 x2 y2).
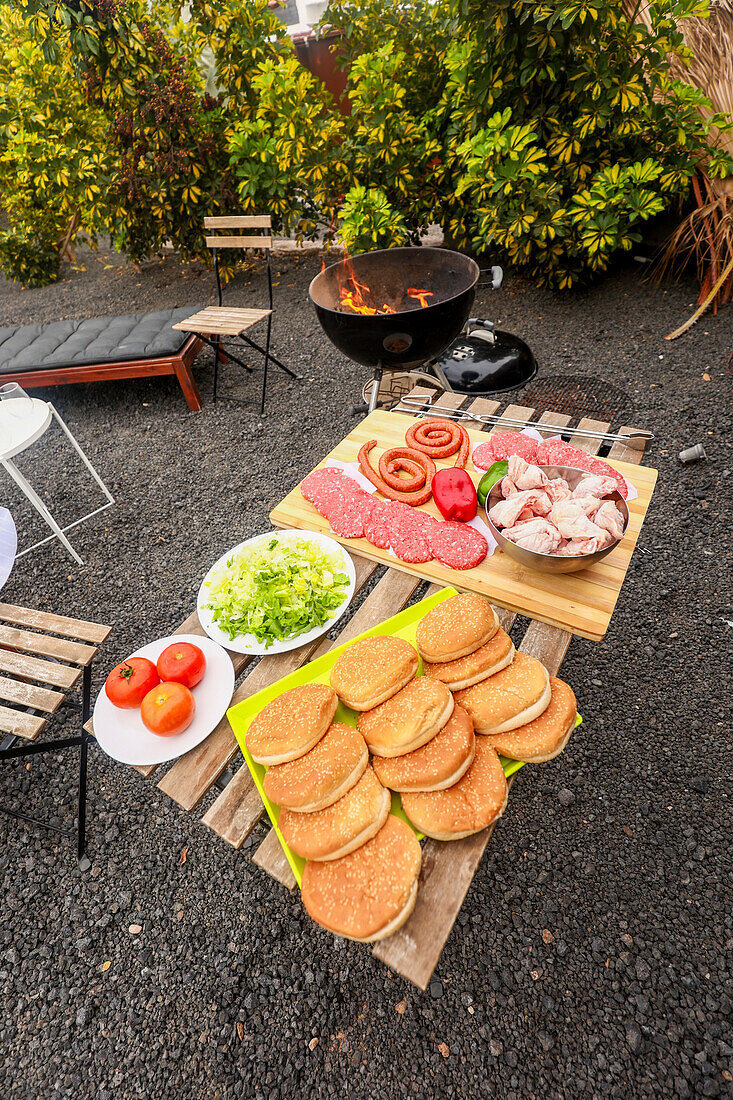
93 634 234 766
196 528 356 656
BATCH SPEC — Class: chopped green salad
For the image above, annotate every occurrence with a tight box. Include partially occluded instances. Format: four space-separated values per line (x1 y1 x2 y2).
204 536 350 647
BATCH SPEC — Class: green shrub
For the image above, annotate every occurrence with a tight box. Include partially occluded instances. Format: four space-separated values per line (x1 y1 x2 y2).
0 230 60 289
444 0 733 286
338 185 407 253
0 6 114 287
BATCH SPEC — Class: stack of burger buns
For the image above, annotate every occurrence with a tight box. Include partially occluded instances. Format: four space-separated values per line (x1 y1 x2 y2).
245 594 578 944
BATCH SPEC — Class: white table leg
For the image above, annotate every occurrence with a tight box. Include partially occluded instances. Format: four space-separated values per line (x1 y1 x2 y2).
49 405 114 503
1 458 84 565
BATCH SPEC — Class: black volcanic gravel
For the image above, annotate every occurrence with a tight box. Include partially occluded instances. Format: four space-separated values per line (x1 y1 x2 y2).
0 244 732 1100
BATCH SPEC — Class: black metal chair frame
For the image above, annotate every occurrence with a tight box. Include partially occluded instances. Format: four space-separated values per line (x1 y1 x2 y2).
194 222 300 413
0 664 93 871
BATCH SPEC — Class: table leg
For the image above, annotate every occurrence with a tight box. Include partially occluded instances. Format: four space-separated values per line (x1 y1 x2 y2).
1 458 83 564
49 404 114 504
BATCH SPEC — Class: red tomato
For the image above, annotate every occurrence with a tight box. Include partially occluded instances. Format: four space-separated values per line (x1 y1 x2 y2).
141 682 195 737
105 657 160 709
156 642 206 689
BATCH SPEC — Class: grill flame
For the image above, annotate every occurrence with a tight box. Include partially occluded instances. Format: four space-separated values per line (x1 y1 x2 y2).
336 257 434 315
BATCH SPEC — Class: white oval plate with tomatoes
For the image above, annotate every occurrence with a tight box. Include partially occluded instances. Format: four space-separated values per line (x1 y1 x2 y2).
93 634 234 766
196 529 356 656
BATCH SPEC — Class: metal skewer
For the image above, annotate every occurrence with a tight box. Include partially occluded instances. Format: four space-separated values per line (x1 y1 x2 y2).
398 396 654 449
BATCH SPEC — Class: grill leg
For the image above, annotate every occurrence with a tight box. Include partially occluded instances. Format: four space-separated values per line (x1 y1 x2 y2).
368 365 382 413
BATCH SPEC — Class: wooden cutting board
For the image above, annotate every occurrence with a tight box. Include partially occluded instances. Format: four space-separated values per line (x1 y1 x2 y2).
269 410 658 641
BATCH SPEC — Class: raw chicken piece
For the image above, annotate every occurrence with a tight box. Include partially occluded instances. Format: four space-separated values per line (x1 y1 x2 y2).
530 490 552 517
593 500 626 541
500 475 518 497
574 496 601 519
550 499 607 540
545 477 572 504
572 475 619 500
489 489 551 528
503 518 562 554
507 454 549 490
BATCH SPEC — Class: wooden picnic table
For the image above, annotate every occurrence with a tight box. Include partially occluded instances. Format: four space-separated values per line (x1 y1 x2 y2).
87 385 651 990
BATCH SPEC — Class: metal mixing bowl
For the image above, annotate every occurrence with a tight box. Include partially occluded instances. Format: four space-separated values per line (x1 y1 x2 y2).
485 464 630 575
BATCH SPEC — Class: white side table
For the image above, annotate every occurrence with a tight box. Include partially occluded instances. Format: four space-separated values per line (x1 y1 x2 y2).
0 396 114 565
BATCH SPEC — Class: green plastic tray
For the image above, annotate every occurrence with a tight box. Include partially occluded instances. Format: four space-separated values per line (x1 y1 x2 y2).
228 586 580 888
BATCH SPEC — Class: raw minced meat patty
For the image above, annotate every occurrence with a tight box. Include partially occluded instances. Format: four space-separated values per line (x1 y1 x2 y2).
323 489 376 538
473 431 539 469
429 521 488 569
385 503 434 563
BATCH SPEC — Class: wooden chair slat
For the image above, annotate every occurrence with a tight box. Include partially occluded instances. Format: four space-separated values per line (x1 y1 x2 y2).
158 556 379 812
0 624 97 666
252 567 425 882
0 704 46 740
205 235 273 250
0 603 110 644
204 216 271 230
0 648 80 689
0 676 65 714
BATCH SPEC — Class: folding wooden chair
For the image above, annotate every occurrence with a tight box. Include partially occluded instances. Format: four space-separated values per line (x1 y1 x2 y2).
172 216 300 412
0 602 111 871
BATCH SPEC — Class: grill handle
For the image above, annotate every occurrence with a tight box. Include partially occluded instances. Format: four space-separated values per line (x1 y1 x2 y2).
477 266 503 290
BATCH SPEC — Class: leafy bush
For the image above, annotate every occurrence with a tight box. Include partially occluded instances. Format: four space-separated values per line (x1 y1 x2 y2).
338 185 407 253
18 0 733 290
444 0 733 287
0 6 113 286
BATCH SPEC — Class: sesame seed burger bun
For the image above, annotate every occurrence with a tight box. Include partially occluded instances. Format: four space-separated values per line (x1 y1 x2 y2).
372 704 475 792
416 594 499 662
246 683 337 765
357 677 454 758
278 766 390 862
301 815 422 942
486 677 577 763
401 738 508 841
454 652 551 736
263 722 368 813
422 628 515 691
329 635 418 711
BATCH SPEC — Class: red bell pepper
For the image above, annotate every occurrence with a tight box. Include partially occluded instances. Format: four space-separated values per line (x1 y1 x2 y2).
432 467 478 522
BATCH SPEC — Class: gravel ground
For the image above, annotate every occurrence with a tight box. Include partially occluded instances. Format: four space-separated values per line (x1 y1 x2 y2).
0 245 731 1100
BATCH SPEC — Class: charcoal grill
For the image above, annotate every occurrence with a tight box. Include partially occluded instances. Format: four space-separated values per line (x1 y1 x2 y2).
309 247 537 410
309 247 480 410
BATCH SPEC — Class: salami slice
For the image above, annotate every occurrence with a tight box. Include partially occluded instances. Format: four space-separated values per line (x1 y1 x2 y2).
429 521 488 570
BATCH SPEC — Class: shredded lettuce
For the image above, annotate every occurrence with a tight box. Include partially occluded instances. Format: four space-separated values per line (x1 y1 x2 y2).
204 536 349 647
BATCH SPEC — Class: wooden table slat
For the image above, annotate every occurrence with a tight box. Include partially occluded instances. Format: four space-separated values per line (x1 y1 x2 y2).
0 603 110 644
253 828 297 891
0 648 80 689
0 624 97 666
608 426 649 464
0 676 66 714
208 567 423 852
0 704 46 740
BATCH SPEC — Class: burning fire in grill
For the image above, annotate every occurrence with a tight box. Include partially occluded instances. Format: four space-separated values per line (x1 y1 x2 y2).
332 257 434 315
